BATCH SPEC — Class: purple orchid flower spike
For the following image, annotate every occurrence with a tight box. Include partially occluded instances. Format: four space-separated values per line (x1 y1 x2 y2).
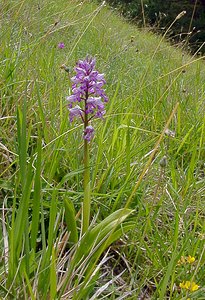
67 56 108 141
66 56 108 234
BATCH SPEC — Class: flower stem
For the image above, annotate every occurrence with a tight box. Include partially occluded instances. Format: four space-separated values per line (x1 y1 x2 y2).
82 107 91 234
82 137 90 234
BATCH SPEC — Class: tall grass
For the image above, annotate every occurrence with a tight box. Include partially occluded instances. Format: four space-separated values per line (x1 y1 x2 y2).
0 0 205 298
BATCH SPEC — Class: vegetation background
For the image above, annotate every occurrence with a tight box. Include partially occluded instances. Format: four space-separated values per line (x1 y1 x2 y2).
104 0 205 53
0 0 205 299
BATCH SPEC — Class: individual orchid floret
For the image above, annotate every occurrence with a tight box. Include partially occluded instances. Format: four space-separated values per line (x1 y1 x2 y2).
84 126 95 142
86 97 105 116
67 56 108 141
69 105 83 122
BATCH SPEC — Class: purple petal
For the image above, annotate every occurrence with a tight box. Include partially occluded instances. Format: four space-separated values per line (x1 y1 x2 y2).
58 42 65 49
67 56 108 130
69 105 82 122
84 125 95 141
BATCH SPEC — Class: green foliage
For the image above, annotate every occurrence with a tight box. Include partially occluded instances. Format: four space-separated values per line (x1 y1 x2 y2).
64 198 78 245
59 208 134 299
105 0 205 53
0 0 205 298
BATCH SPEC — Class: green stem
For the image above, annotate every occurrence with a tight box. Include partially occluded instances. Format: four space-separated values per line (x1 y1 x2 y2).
82 101 91 234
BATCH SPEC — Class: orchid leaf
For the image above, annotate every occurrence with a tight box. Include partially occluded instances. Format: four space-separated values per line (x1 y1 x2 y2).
64 198 78 245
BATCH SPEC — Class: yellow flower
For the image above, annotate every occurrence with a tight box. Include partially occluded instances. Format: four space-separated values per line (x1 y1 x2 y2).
187 255 195 264
179 280 199 292
178 255 196 265
179 281 186 288
178 256 186 265
190 281 199 292
180 281 190 289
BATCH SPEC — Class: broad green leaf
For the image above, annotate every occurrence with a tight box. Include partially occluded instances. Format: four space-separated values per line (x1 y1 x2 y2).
59 208 134 297
64 198 78 245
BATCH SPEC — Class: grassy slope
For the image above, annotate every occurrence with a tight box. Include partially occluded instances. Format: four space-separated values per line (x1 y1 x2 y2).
0 0 205 298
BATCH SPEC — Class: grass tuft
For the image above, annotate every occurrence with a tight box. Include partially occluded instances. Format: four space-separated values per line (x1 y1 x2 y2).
0 0 204 298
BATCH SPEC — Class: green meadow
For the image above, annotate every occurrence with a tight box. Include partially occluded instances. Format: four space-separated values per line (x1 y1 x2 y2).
0 0 204 299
